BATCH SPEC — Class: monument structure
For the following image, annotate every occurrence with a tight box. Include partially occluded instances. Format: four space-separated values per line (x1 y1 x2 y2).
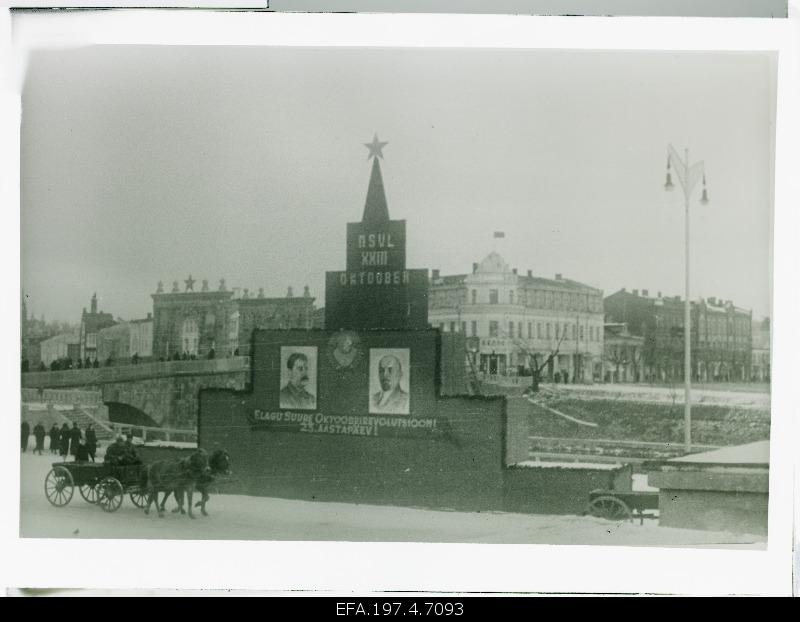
196 137 624 515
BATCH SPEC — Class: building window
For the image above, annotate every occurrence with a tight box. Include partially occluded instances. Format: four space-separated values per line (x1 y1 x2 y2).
518 322 523 339
555 324 560 339
547 323 552 339
450 321 456 333
489 289 499 304
509 291 515 305
580 325 585 341
439 323 445 331
461 321 466 334
528 322 532 339
471 289 477 304
471 321 477 336
537 323 543 339
508 322 514 338
489 321 499 337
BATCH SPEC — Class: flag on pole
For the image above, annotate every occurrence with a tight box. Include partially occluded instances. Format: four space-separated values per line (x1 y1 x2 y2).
493 231 505 239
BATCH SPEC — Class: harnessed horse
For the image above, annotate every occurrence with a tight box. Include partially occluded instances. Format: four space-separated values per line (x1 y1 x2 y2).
161 449 231 517
142 449 210 519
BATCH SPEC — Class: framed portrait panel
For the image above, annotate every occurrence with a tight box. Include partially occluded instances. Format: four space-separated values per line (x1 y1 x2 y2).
368 348 410 415
279 346 318 411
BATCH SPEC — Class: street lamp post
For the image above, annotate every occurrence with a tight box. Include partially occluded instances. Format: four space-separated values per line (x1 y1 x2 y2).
665 144 709 453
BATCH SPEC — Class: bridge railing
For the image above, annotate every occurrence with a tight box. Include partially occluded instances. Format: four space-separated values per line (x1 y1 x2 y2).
21 387 104 406
112 423 197 445
21 356 251 388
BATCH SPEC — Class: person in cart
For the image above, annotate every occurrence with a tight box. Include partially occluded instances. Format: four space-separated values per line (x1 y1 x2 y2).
104 436 128 466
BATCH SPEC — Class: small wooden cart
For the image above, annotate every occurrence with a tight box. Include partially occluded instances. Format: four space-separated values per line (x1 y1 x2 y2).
44 462 149 513
584 489 660 524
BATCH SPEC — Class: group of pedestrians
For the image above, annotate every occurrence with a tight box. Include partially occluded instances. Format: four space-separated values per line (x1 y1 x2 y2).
21 420 98 461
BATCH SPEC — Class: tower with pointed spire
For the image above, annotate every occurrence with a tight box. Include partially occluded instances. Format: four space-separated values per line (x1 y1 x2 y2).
325 135 429 331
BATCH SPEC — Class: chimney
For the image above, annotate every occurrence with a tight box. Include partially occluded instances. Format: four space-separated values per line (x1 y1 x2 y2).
303 285 310 297
472 263 478 274
432 269 440 280
621 288 626 293
708 297 716 305
555 273 562 280
286 286 294 298
91 293 97 314
657 291 662 298
258 287 265 298
146 312 152 320
632 289 639 297
527 270 532 278
512 268 517 275
642 289 649 297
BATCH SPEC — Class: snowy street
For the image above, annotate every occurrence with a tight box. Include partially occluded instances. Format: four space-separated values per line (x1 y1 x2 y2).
19 453 764 547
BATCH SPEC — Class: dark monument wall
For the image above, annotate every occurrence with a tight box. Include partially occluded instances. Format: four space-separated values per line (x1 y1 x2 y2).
199 391 507 512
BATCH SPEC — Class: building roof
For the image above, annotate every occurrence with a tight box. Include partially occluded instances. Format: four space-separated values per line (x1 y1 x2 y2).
433 252 601 293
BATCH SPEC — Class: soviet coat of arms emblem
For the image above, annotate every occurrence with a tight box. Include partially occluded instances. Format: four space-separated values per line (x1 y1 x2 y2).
328 331 362 369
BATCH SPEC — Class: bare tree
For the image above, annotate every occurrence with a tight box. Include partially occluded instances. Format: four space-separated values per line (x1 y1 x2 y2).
503 324 567 394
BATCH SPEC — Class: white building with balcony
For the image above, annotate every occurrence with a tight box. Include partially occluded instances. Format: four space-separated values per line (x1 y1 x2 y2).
428 252 605 382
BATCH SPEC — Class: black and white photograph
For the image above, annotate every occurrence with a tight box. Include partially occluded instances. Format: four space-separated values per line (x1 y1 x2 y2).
279 346 318 411
369 348 411 415
5 7 798 597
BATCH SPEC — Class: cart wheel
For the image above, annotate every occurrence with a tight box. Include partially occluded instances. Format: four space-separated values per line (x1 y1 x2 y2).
96 477 124 513
129 490 148 509
79 483 99 504
44 466 74 507
586 496 633 522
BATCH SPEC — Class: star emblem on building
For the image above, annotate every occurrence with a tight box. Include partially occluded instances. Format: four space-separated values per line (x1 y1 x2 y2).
185 275 195 292
364 133 388 160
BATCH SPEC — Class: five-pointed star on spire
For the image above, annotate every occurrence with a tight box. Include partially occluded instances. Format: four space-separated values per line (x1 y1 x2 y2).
184 275 195 292
364 134 388 160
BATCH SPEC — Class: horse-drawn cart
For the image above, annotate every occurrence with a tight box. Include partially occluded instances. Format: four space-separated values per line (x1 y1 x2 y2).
44 462 149 513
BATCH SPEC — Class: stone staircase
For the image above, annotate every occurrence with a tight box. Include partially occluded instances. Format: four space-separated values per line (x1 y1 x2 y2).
61 408 116 441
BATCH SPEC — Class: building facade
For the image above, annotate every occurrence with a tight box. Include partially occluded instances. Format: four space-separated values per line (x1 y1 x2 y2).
151 277 316 360
750 317 770 382
429 252 605 382
39 332 79 367
603 323 645 383
604 289 753 382
78 293 116 362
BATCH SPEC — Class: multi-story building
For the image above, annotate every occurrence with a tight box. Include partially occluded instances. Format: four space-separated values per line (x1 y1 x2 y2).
129 315 153 359
603 323 645 383
750 317 770 382
39 332 79 367
78 293 116 362
694 297 752 382
151 277 316 360
428 252 605 382
604 289 753 382
97 315 154 364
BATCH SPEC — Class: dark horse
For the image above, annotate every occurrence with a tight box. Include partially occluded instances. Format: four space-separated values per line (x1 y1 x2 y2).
142 449 210 519
160 449 231 517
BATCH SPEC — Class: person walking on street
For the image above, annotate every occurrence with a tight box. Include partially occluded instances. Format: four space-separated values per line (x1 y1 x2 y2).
85 425 97 463
59 423 70 458
49 424 60 455
21 421 30 453
68 423 82 461
33 422 46 455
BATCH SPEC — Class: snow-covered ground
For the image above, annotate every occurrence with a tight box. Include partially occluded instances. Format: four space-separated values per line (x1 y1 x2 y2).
19 453 764 547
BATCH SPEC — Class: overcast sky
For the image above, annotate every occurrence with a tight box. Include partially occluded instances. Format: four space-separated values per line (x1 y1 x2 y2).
20 46 773 322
